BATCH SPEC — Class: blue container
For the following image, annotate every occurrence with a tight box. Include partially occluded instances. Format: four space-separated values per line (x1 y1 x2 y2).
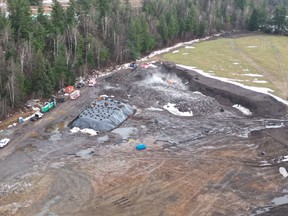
136 144 146 150
18 117 24 123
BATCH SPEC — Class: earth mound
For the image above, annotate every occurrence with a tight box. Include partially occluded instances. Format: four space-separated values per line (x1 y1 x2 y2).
70 97 134 131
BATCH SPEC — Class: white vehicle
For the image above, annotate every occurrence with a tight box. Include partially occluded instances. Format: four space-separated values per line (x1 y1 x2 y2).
30 112 44 121
0 138 10 148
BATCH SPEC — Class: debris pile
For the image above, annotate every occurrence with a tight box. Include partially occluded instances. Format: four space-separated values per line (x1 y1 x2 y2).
130 73 222 116
70 96 134 132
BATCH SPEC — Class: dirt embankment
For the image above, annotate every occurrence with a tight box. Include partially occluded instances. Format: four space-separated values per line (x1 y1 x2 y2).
162 62 288 117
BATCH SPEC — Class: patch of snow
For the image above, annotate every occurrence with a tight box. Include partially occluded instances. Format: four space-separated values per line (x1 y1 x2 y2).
233 62 240 65
163 103 193 117
185 46 195 49
70 127 97 136
147 107 164 111
233 104 252 116
259 160 272 166
266 123 284 129
176 64 288 105
182 53 188 55
247 46 258 48
80 128 98 136
243 73 263 77
242 69 250 72
70 127 80 133
253 80 268 84
194 91 204 95
172 50 179 53
279 167 288 177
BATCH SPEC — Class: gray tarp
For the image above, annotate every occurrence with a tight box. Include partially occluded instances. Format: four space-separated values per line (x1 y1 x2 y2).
70 97 134 132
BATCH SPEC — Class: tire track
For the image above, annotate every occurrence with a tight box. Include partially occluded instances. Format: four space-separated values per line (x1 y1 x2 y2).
230 39 284 92
267 39 288 92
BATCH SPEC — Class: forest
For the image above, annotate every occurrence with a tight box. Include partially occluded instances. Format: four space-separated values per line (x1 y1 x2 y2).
0 0 287 119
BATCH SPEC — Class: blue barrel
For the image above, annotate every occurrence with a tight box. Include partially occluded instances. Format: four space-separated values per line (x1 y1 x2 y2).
18 117 24 123
136 144 146 150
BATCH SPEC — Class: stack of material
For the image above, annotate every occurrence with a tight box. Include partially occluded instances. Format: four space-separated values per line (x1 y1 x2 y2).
70 97 134 132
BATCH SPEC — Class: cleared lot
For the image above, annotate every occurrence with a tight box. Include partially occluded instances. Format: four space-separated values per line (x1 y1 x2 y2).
0 61 288 215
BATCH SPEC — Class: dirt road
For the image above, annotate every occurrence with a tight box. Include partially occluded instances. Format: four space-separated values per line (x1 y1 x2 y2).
1 65 288 216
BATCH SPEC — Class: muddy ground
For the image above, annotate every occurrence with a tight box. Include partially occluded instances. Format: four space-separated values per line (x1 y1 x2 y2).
1 62 288 216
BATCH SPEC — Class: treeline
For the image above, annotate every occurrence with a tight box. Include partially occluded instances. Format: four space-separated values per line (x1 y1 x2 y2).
0 0 287 118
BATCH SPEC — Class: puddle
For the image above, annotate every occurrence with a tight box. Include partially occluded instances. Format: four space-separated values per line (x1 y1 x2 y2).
49 133 62 142
0 129 14 136
250 194 288 215
272 194 288 205
16 144 37 153
45 121 68 133
75 148 95 159
111 127 138 139
250 206 272 216
36 195 60 216
97 135 109 143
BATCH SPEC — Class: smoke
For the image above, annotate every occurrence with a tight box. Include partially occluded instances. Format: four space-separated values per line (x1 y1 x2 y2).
140 72 188 91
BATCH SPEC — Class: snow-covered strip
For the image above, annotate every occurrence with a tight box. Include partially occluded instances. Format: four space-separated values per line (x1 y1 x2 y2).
176 64 288 105
172 50 179 53
70 127 98 136
182 53 188 55
163 103 193 117
279 167 288 177
139 35 220 61
265 123 284 129
233 104 252 116
247 46 258 48
253 80 268 84
243 73 263 77
147 107 164 111
233 62 240 65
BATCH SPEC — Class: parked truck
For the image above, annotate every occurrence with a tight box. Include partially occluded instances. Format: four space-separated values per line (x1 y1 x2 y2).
41 101 55 113
70 90 80 99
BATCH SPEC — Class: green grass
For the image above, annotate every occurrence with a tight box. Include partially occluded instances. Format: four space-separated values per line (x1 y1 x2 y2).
162 34 288 99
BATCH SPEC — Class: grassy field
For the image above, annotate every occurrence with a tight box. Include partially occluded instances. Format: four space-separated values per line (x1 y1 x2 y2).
162 33 288 99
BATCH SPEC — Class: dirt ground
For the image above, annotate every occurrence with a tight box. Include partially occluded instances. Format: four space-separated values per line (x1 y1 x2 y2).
1 63 288 216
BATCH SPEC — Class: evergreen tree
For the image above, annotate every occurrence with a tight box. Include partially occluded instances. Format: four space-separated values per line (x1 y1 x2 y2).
51 0 66 34
274 5 286 33
248 9 259 31
157 16 169 44
8 0 33 41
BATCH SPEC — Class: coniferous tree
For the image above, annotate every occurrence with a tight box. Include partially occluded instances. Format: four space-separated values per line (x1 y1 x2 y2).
248 9 259 31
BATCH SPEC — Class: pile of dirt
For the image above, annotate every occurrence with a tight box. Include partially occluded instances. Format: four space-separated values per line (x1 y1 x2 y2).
130 72 222 116
162 62 288 117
